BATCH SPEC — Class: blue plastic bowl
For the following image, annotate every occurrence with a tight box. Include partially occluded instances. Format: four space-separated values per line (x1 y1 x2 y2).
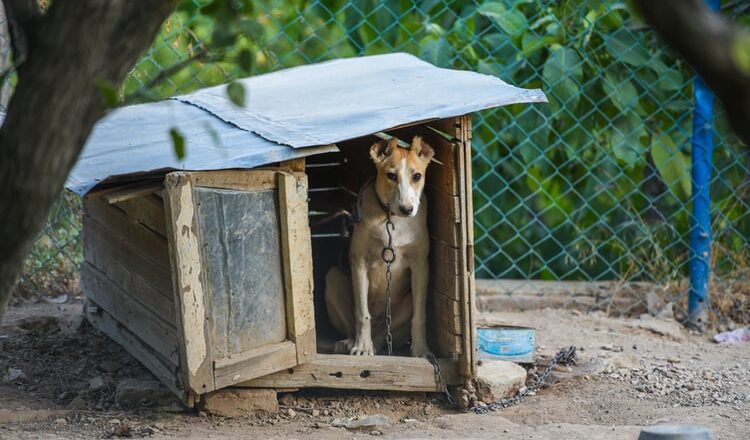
477 326 535 363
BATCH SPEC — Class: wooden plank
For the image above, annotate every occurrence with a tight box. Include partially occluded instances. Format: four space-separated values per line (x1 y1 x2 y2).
278 173 317 365
114 194 167 237
239 354 460 392
84 198 170 270
82 232 174 322
213 341 298 389
84 300 187 403
457 115 477 378
279 157 306 173
82 263 179 365
101 181 163 204
430 239 462 301
190 170 278 191
82 216 173 298
427 188 461 247
164 172 214 394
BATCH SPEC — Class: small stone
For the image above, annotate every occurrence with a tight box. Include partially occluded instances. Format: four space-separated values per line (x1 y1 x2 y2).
311 409 320 417
286 408 297 418
3 368 26 383
203 389 277 417
475 360 527 403
345 415 390 430
100 360 122 374
67 395 88 410
370 430 383 436
54 418 68 425
89 376 106 390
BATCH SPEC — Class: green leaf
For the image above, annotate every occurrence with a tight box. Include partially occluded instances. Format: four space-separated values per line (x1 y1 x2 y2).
95 79 119 107
477 2 528 37
226 81 246 107
543 48 582 110
170 128 186 160
419 37 453 67
237 49 253 74
603 73 639 112
610 112 645 168
651 135 691 199
605 28 650 66
650 59 683 91
730 31 750 75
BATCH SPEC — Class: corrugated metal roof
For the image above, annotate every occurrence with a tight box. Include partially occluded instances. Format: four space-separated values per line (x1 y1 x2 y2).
66 53 545 195
176 53 546 148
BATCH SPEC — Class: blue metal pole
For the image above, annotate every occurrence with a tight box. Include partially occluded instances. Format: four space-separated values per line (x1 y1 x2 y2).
688 0 719 330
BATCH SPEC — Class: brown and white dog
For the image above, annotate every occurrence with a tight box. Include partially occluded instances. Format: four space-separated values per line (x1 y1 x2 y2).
324 135 434 356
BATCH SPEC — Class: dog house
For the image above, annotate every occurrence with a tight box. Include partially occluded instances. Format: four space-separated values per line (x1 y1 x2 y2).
67 53 545 407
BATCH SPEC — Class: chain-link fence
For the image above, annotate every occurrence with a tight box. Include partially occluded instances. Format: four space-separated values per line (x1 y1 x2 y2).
18 0 750 325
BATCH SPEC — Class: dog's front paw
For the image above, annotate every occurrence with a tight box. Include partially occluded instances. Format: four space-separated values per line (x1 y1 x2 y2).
350 337 374 356
410 342 433 358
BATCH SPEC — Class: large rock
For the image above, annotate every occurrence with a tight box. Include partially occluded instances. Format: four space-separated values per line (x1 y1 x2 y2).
475 360 527 403
115 379 182 411
202 388 278 417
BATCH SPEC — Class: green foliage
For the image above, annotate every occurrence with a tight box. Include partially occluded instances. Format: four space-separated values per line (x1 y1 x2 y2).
170 128 186 159
117 0 749 283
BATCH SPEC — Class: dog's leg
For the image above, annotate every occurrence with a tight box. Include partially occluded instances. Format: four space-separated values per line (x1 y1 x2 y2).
410 259 432 357
324 266 355 353
350 260 374 355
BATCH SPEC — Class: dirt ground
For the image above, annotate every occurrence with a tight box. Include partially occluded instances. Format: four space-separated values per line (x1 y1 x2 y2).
1 299 748 440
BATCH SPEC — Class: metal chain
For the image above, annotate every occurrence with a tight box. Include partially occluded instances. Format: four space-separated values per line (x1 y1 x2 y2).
469 346 577 414
381 207 396 356
427 353 458 406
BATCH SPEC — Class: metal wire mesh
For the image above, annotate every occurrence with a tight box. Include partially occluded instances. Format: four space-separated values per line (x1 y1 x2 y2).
19 1 750 324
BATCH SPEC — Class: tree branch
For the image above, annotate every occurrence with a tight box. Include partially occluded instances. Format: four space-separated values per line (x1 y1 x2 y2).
0 0 175 320
1 0 40 65
634 0 750 146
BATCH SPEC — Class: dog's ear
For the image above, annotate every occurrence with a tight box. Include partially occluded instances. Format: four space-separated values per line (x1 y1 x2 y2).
370 138 397 164
411 136 434 163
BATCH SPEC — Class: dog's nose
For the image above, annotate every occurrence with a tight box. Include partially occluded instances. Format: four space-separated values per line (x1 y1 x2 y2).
399 205 414 215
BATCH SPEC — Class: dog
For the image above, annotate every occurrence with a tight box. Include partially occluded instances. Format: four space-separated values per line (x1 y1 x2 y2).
324 135 434 356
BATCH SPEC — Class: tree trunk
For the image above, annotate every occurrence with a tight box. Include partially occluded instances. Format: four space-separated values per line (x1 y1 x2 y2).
634 0 750 147
0 0 175 320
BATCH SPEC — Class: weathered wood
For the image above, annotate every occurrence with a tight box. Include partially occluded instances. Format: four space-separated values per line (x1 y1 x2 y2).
456 115 477 378
278 173 317 365
82 263 179 365
476 279 652 314
279 157 306 173
191 170 278 191
100 181 163 204
82 215 173 297
113 193 166 237
83 197 170 270
213 341 298 389
84 300 184 401
430 238 462 301
164 172 214 394
81 228 174 322
194 186 287 359
427 189 461 247
239 354 460 391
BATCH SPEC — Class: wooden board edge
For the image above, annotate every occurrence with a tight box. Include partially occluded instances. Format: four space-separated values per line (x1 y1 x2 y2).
213 341 298 389
238 354 460 392
163 172 214 394
278 172 317 365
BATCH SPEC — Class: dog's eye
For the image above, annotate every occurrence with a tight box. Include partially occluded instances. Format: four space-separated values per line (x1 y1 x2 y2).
412 173 422 182
387 173 397 182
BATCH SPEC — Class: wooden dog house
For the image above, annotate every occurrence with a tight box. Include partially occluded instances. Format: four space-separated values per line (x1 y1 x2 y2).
67 53 545 407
